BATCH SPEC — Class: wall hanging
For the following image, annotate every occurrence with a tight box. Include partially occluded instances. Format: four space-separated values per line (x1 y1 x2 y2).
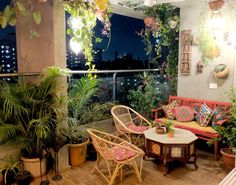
213 63 229 79
180 30 191 74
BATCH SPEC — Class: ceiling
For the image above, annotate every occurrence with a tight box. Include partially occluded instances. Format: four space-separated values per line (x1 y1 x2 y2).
109 0 205 19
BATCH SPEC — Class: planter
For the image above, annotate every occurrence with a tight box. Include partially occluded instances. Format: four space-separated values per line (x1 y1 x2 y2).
15 171 31 185
167 132 174 138
220 148 235 170
86 142 97 161
69 139 89 166
1 169 16 185
21 157 46 178
209 0 225 12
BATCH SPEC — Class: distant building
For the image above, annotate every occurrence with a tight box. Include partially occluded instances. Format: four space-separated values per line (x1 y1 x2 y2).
94 48 102 63
66 50 84 69
0 35 17 76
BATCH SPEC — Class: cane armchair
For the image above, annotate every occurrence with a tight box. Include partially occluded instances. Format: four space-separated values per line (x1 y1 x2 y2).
87 128 144 185
111 105 152 146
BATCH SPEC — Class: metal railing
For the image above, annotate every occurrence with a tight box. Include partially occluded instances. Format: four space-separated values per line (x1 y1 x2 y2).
0 68 164 102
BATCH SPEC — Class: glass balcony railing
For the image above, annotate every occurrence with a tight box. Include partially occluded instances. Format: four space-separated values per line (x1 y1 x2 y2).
0 69 172 106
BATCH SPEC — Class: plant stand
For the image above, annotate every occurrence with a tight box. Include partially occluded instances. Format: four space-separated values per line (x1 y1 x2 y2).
52 151 62 181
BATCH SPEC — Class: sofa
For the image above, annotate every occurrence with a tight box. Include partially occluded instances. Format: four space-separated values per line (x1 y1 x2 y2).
152 96 232 160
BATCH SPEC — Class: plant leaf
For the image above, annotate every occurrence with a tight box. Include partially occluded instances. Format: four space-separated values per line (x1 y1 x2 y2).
16 2 26 15
1 15 7 28
3 6 10 21
30 30 40 39
8 17 16 26
33 11 41 25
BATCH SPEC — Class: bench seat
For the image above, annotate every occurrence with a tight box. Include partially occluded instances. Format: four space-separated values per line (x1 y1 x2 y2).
152 96 232 160
157 118 218 134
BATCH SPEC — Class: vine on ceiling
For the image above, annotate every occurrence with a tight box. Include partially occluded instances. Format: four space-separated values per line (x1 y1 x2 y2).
138 3 180 95
0 0 111 77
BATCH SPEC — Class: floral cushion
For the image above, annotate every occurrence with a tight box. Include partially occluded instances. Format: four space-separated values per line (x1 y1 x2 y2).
111 144 136 161
173 106 194 122
212 106 227 126
162 100 180 120
128 123 149 133
196 103 214 127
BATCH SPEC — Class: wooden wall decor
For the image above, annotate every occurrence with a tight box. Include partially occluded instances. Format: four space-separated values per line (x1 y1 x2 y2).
180 30 191 74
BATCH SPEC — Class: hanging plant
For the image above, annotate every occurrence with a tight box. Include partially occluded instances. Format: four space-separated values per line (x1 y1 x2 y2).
64 0 111 78
138 4 180 95
0 0 111 76
0 0 42 38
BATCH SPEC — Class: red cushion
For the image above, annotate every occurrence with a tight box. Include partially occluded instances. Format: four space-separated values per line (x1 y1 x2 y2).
111 144 136 161
173 106 194 122
128 123 149 133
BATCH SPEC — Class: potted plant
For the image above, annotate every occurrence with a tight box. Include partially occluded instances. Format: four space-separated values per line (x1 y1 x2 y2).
213 88 236 170
0 67 68 177
15 170 31 185
63 77 114 166
165 120 175 137
0 155 21 185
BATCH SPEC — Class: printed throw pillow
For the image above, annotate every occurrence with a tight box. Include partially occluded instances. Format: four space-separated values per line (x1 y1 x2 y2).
174 106 194 122
212 106 227 126
162 100 180 120
193 102 202 123
196 103 214 127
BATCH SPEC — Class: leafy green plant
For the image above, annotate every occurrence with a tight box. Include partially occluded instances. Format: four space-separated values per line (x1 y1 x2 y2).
0 0 42 37
209 88 236 153
0 67 68 158
0 155 21 185
139 4 179 94
61 77 113 144
128 72 163 117
165 120 174 133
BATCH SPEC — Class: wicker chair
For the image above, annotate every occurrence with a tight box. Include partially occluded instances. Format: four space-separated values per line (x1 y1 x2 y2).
111 105 152 146
87 128 144 185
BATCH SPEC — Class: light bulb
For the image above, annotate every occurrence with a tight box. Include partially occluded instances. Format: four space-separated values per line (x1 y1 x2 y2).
68 16 83 31
144 0 156 7
69 38 82 55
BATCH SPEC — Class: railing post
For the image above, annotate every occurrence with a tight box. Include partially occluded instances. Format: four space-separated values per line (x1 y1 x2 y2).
112 72 117 102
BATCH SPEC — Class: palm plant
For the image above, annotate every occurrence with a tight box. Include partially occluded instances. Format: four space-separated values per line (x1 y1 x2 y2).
63 77 113 144
0 67 68 158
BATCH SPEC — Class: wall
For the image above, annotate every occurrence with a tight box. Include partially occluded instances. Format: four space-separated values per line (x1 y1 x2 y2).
178 0 236 102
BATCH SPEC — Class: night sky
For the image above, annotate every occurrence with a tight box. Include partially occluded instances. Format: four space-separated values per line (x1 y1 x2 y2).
0 1 147 62
94 14 147 61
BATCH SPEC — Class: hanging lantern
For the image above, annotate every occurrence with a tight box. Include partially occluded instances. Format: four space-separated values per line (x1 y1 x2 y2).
95 0 108 11
144 16 155 27
209 0 225 12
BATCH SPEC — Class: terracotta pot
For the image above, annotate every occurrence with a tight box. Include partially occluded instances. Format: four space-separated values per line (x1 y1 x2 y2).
144 16 155 27
167 132 174 138
69 139 89 166
220 148 235 170
21 157 46 178
209 0 225 12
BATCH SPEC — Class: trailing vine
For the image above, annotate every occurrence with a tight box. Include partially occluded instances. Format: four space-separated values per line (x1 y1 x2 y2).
138 3 179 95
0 0 111 76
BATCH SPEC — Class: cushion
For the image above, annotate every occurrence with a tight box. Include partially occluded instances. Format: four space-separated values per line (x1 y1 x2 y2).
196 103 214 127
162 100 180 120
111 143 136 161
157 118 218 134
128 123 149 133
173 106 194 122
212 106 227 126
192 102 202 114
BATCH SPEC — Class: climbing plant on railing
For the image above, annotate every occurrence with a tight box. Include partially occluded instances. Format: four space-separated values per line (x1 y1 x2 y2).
0 0 111 77
138 4 179 95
